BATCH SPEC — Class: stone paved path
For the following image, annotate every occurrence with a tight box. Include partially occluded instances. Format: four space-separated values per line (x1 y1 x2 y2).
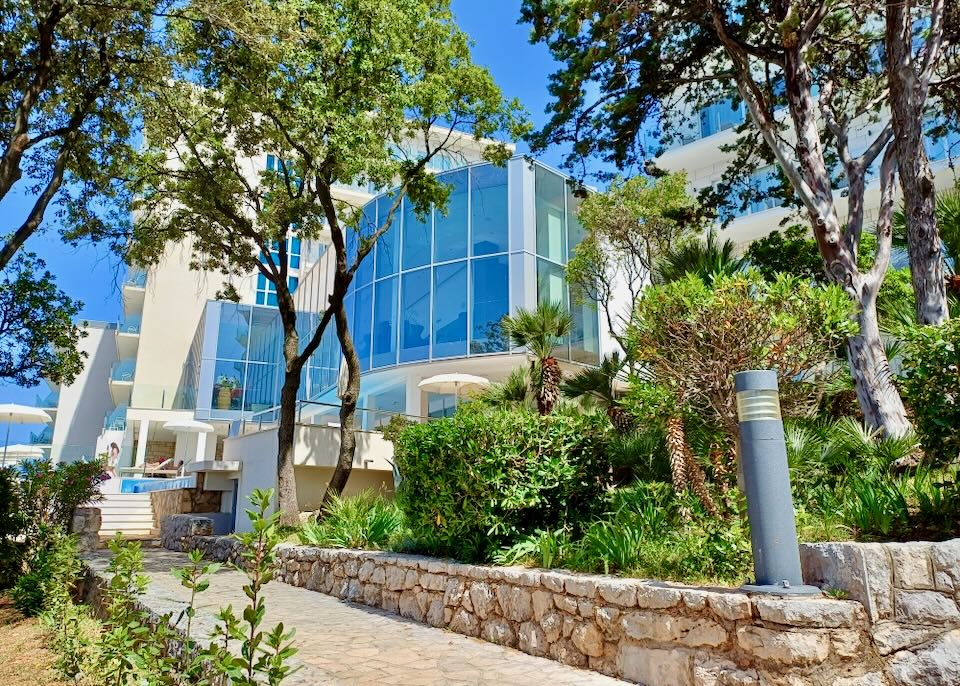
87 550 629 686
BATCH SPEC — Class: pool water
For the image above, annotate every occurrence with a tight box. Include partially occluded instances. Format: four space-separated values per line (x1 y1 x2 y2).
119 475 197 493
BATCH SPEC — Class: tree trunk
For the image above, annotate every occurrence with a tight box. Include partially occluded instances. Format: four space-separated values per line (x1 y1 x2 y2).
886 2 949 325
847 284 912 436
323 298 360 505
276 366 302 527
665 415 689 494
538 357 562 415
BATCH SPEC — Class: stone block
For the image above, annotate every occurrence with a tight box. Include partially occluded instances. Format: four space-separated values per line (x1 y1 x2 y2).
829 628 863 658
449 608 479 637
619 645 693 686
888 542 934 590
481 617 516 648
932 540 960 592
565 576 598 598
403 569 419 590
736 626 831 665
345 579 362 602
357 559 375 583
887 628 960 686
635 584 682 609
692 655 758 686
597 579 638 607
420 572 446 592
384 565 405 591
832 674 887 686
800 541 893 621
369 566 385 585
709 592 753 621
571 622 604 657
398 590 423 622
621 611 727 647
872 620 944 656
426 597 445 627
496 585 533 622
343 558 359 577
554 593 578 615
540 572 566 593
594 606 621 634
755 597 860 628
895 590 960 625
549 638 587 667
469 582 496 620
361 583 381 607
577 599 595 618
681 589 709 611
443 577 467 607
518 621 548 657
540 610 563 643
532 589 553 620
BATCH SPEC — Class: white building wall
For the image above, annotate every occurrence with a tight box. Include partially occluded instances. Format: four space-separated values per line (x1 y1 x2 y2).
49 322 118 463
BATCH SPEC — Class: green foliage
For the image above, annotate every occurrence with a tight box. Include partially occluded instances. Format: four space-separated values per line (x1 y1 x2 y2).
11 529 80 617
18 457 106 539
0 252 86 385
298 490 404 550
653 231 746 285
378 415 414 443
212 488 298 686
900 320 960 465
745 225 825 282
393 406 611 562
0 468 25 588
472 366 533 411
501 301 574 414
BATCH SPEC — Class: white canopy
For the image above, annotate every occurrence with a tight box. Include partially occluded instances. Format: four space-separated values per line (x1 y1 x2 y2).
0 404 52 425
418 374 490 397
0 444 44 458
162 419 215 434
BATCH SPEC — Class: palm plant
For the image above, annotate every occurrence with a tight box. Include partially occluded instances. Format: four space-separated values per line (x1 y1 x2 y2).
502 301 573 415
473 366 532 410
561 352 633 432
654 231 746 285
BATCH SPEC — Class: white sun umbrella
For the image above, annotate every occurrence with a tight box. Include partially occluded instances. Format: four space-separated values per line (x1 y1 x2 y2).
0 403 52 467
417 373 491 409
0 444 45 462
162 419 215 467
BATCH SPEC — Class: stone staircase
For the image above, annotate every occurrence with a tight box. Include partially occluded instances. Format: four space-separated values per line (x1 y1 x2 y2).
97 492 158 540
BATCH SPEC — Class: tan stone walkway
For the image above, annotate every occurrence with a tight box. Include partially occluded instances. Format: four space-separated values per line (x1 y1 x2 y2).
87 550 629 686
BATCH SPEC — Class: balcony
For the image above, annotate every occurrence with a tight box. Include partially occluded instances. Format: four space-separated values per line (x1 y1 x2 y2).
122 269 147 318
35 390 59 414
116 316 142 358
29 427 53 445
104 405 128 431
109 359 135 406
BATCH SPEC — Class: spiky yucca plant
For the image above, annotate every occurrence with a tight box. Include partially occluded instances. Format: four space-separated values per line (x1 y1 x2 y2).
653 231 746 286
502 301 573 415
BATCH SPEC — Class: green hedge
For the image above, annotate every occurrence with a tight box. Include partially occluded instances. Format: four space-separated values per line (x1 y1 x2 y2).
901 320 960 465
393 406 610 562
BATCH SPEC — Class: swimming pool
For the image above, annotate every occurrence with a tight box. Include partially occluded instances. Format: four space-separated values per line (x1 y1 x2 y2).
119 475 197 493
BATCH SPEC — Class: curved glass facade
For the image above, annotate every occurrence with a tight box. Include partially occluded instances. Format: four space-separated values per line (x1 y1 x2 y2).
345 163 514 372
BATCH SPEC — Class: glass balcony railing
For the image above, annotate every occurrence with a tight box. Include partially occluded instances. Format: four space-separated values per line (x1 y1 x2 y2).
104 405 128 431
35 391 59 408
110 359 136 382
124 269 147 288
118 316 142 335
129 384 196 411
29 427 53 445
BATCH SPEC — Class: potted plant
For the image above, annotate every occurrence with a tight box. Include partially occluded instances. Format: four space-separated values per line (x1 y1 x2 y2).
216 375 240 409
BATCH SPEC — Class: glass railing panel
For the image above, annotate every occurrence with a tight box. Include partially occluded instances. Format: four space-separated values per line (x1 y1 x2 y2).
110 359 136 382
129 384 195 410
35 391 59 408
118 316 142 335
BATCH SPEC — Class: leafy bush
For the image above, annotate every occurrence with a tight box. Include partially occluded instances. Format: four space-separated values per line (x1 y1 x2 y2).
18 457 106 537
11 529 80 616
900 320 960 465
298 490 404 550
0 468 25 588
393 405 611 561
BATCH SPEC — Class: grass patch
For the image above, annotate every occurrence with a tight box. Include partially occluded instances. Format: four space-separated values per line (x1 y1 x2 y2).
0 596 74 686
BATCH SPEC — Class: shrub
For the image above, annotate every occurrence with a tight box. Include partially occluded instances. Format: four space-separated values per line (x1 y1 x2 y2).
18 457 106 540
298 490 404 550
900 320 960 465
0 468 25 588
11 529 80 616
393 405 610 561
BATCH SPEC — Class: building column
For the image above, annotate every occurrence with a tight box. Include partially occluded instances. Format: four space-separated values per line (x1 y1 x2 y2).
135 419 150 467
405 380 422 420
195 431 207 466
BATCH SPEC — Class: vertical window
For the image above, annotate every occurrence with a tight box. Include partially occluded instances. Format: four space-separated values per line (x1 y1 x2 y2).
569 286 600 365
433 169 468 262
375 194 399 279
471 165 508 256
400 268 431 363
372 276 398 368
537 259 566 308
432 261 468 358
243 363 277 412
470 256 508 353
402 196 431 270
566 186 586 255
355 203 375 288
535 166 566 263
353 286 373 372
212 360 245 411
427 392 457 418
248 308 280 363
216 304 250 360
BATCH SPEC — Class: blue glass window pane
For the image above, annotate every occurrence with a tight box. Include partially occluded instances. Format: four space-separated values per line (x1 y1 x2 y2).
400 268 430 363
402 196 431 270
434 169 468 262
376 195 400 278
355 202 375 287
288 276 299 293
216 304 250 360
427 392 456 418
243 363 277 412
257 273 266 290
749 167 780 214
470 256 508 353
212 360 244 411
266 154 276 171
372 277 398 368
353 285 373 372
290 236 301 255
535 167 566 263
471 165 508 256
256 292 266 306
290 254 301 269
567 186 586 255
248 307 280 363
432 261 468 358
267 292 278 307
569 286 600 365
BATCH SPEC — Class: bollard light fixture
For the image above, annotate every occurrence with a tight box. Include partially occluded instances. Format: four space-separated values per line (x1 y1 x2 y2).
735 370 820 596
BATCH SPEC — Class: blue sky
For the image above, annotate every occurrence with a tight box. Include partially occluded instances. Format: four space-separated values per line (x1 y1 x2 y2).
0 1 573 428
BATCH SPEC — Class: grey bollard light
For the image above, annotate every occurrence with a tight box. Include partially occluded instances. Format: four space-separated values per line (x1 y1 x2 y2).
735 370 820 596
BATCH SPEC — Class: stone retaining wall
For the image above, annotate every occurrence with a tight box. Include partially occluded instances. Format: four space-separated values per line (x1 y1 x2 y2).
171 523 960 685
